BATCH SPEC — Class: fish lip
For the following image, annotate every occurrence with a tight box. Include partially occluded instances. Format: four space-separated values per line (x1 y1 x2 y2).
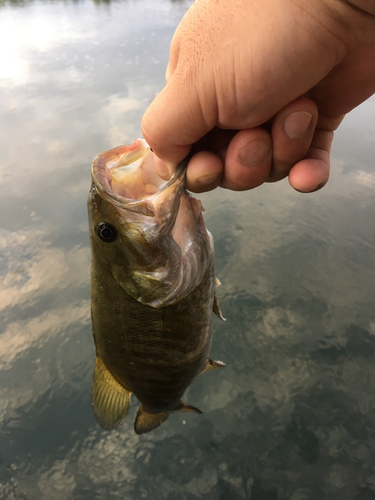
91 142 188 218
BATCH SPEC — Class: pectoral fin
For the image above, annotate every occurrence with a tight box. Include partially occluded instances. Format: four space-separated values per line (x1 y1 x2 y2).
213 293 226 321
134 402 202 435
92 357 131 430
200 358 226 374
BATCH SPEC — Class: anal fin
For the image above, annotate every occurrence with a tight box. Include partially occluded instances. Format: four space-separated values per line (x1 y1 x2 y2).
200 358 226 374
134 402 202 435
92 356 131 430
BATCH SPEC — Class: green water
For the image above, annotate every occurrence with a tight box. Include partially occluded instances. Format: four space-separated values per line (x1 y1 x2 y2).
1 1 375 498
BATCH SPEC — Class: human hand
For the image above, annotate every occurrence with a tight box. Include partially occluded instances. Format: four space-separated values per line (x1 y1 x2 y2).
141 0 375 193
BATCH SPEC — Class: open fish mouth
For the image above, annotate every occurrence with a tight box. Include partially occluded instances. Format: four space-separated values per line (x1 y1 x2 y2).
98 140 168 200
88 139 213 308
91 138 188 218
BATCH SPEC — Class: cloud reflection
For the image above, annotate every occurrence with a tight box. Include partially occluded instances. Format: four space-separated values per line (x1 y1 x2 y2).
0 4 96 86
0 239 89 311
0 301 90 371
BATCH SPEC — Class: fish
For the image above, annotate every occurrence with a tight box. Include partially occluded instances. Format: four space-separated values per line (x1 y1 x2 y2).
87 139 225 435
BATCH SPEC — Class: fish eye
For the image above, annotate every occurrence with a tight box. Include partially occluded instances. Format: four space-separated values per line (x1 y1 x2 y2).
96 222 117 243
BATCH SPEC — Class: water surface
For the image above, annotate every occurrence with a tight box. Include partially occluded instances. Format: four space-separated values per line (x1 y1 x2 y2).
1 1 375 499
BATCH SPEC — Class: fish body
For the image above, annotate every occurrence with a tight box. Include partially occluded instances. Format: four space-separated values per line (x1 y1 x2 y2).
88 139 224 434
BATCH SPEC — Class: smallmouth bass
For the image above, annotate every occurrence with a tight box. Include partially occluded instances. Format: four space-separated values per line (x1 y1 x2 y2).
88 139 225 434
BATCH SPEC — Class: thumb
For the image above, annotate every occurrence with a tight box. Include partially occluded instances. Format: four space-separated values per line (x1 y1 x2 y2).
141 77 216 170
141 1 220 170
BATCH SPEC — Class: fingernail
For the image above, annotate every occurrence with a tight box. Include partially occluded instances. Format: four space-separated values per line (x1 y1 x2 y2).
283 112 312 139
295 182 325 193
197 172 220 185
239 139 271 167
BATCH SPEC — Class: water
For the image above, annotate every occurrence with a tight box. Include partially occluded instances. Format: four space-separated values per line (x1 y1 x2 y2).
1 1 375 498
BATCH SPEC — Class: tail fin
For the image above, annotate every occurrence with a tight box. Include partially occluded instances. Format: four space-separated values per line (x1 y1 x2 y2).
134 408 170 435
134 402 202 435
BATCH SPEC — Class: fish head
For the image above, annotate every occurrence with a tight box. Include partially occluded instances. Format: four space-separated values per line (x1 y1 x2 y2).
88 139 214 307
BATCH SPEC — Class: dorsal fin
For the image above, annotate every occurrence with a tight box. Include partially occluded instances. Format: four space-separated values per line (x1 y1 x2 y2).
134 402 202 435
200 358 226 374
92 356 132 430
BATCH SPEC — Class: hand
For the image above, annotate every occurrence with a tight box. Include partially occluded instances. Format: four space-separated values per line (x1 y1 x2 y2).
141 0 375 193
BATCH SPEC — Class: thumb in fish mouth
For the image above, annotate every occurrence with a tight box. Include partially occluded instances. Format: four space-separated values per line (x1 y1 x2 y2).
134 402 202 435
